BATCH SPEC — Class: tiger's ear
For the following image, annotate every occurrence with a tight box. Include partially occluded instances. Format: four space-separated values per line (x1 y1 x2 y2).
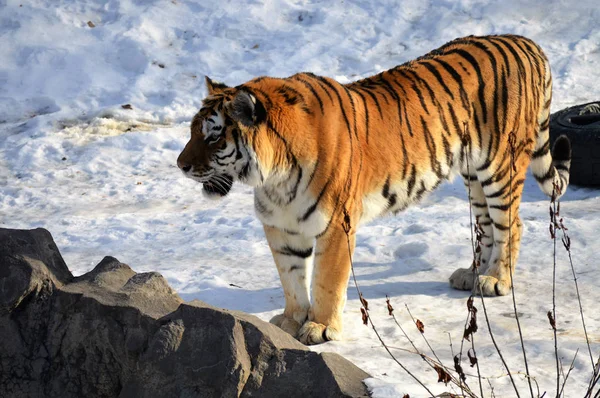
205 76 229 95
228 91 266 127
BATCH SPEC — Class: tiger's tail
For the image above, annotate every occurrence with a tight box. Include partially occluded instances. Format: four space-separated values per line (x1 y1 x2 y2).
530 60 571 199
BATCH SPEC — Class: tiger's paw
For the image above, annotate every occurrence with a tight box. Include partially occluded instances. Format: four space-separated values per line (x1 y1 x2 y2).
297 321 342 345
269 314 302 337
475 275 511 296
449 267 477 291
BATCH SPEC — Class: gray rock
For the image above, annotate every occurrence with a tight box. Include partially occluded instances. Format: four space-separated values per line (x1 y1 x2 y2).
0 228 370 398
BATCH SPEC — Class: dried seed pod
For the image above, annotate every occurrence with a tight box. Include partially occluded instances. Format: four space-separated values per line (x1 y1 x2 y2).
359 293 369 311
454 355 466 382
415 319 425 334
467 348 478 368
547 311 557 330
386 295 394 316
434 365 452 385
360 307 368 326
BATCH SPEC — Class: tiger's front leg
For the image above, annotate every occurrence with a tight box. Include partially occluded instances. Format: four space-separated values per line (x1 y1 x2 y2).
263 225 314 338
298 226 355 345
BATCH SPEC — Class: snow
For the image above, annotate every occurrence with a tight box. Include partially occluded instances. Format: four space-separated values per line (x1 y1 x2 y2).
2 0 600 396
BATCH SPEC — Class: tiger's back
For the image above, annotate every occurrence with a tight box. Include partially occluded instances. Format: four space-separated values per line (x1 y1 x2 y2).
177 34 571 345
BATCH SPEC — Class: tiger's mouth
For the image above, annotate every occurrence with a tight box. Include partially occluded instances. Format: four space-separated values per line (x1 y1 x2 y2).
202 174 234 197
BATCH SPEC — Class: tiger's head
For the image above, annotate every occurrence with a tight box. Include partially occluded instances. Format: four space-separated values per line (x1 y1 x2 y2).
177 77 268 199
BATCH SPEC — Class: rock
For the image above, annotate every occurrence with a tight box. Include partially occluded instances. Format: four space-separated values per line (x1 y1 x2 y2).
0 227 72 314
0 228 370 398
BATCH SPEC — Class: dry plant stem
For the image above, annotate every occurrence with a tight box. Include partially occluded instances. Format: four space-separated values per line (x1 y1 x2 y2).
405 305 444 366
551 190 560 398
474 273 521 398
460 126 483 398
448 332 455 358
508 132 535 398
585 355 600 396
558 350 579 397
342 227 436 397
389 310 427 360
383 344 478 398
404 305 478 396
470 336 484 398
488 379 496 398
563 231 595 373
387 300 479 396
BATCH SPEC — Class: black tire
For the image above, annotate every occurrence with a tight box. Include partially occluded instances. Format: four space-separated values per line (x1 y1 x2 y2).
549 101 600 187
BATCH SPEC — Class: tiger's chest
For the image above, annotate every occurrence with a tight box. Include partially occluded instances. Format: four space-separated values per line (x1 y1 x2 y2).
253 177 329 237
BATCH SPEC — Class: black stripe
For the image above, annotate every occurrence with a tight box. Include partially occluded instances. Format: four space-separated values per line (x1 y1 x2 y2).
293 76 324 114
422 61 455 100
387 194 397 209
276 246 313 258
500 68 509 136
437 104 450 135
399 68 440 107
486 37 512 77
471 41 500 136
493 37 526 123
421 116 443 178
231 129 243 160
316 77 353 138
215 148 236 160
488 195 518 211
493 222 509 231
304 72 334 104
448 49 487 124
287 166 304 203
351 84 383 119
383 175 391 198
532 139 550 158
254 196 273 216
349 87 370 143
343 86 359 139
534 167 555 182
378 74 407 134
395 69 430 114
406 165 417 198
238 160 251 180
447 105 462 140
414 180 427 201
481 163 510 188
471 104 483 150
304 159 320 193
265 120 297 166
399 131 409 179
299 179 331 222
555 164 569 172
432 58 470 112
485 178 524 199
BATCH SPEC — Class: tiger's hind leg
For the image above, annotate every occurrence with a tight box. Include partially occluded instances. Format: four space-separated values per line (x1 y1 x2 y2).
449 173 495 291
474 153 529 296
264 225 314 337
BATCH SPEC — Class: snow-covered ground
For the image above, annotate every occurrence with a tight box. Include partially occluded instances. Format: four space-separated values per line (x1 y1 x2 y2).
2 0 600 396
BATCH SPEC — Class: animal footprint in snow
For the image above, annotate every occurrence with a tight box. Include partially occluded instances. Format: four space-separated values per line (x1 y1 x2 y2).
393 242 428 259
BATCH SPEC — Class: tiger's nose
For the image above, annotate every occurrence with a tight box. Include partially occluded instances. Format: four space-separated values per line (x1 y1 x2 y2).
177 161 192 173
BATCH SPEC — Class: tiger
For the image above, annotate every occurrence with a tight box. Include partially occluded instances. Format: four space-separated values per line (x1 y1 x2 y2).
177 34 571 345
